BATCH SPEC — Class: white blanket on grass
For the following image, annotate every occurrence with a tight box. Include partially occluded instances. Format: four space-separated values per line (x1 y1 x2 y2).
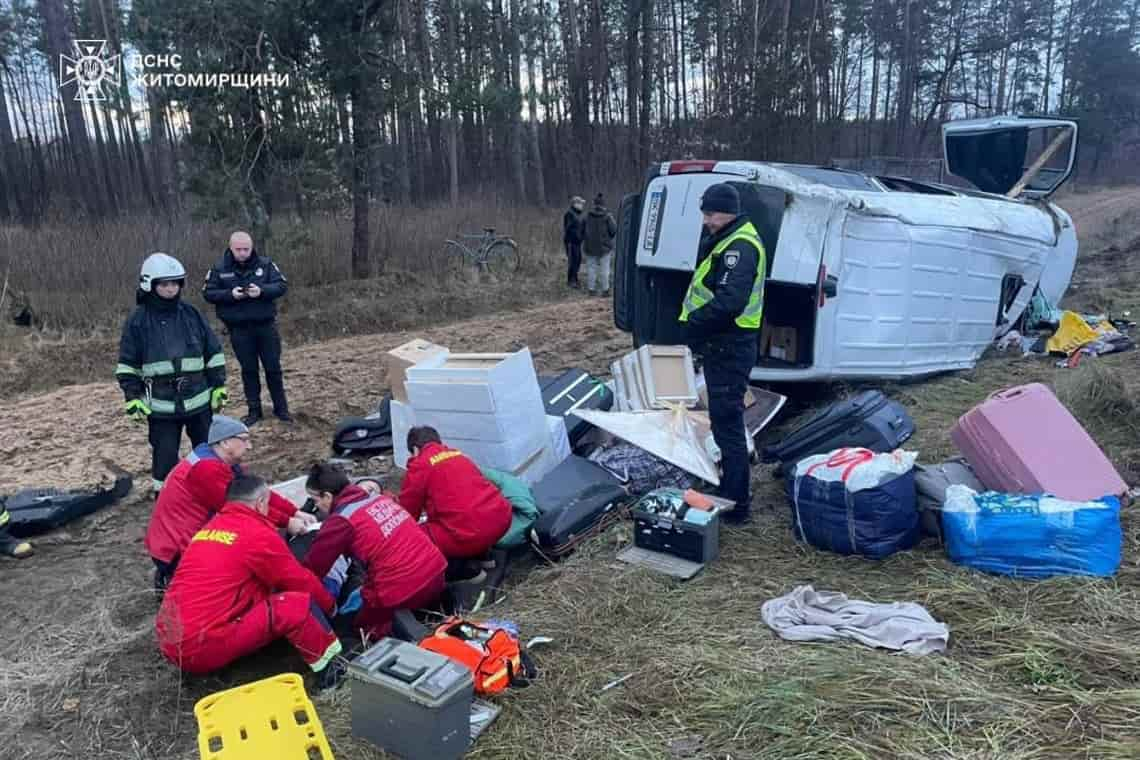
761 585 949 656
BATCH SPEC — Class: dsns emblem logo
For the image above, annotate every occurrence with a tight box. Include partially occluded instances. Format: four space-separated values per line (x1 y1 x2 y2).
59 40 121 102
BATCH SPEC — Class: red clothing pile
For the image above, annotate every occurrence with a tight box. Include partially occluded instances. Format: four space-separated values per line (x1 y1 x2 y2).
145 443 298 564
156 501 339 674
398 442 513 558
303 484 446 638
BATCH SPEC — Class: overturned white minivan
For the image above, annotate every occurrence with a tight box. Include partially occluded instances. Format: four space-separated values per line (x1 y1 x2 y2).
613 116 1079 382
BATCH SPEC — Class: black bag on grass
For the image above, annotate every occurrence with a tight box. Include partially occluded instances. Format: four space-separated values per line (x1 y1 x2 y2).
332 395 394 455
5 475 132 537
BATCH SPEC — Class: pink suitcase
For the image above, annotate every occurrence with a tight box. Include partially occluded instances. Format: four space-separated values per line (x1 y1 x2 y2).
950 383 1127 501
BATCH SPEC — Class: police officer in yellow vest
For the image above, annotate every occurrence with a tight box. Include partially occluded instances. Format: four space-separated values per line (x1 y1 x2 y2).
679 183 766 523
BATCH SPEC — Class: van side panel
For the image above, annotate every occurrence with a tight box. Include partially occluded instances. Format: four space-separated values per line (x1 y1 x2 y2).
830 212 1048 375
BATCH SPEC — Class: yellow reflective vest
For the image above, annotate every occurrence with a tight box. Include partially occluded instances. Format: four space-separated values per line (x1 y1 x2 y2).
678 220 766 330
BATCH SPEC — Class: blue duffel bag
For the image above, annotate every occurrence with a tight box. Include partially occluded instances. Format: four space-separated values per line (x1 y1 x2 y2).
942 486 1121 578
786 448 921 559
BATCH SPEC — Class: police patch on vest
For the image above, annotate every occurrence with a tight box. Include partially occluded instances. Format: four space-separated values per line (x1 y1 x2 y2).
724 252 739 269
255 267 264 276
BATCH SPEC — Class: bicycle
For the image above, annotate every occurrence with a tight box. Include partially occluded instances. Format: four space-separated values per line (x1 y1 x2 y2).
436 227 520 280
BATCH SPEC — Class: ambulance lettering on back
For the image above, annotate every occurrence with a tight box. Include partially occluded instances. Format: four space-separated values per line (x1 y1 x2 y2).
191 529 237 545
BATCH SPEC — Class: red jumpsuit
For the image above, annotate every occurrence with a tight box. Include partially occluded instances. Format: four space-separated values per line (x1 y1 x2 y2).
156 502 340 674
146 443 298 565
303 485 446 639
398 442 513 559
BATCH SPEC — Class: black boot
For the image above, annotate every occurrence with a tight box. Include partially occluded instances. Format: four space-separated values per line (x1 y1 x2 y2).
242 409 263 426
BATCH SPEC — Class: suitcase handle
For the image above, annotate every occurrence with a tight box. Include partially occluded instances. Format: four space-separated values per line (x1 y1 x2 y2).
988 386 1029 402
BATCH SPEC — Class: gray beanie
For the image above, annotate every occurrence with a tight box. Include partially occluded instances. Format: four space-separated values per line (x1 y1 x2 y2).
208 414 249 445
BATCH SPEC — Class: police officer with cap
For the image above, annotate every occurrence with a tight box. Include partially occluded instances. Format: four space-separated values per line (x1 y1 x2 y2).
203 231 290 426
678 183 766 523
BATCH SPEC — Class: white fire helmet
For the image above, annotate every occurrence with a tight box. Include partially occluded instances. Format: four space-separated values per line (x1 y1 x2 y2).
139 252 186 292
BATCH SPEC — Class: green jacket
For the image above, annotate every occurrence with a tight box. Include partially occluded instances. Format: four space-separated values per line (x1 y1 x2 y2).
481 467 540 548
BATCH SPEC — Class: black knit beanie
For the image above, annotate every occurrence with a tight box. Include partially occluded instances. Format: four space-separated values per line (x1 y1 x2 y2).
700 183 741 215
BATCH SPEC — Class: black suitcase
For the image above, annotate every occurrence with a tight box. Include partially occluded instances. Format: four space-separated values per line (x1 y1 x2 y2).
540 370 614 448
762 390 915 470
4 475 133 537
529 455 629 558
333 395 394 455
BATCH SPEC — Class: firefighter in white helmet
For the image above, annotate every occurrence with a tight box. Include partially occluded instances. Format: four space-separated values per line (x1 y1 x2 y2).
116 253 228 496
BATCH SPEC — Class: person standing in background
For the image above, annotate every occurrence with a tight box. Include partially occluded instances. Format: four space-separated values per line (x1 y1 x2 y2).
562 196 586 289
583 193 617 297
203 231 291 426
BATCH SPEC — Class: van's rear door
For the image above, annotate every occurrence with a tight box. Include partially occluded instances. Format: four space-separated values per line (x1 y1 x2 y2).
942 116 1078 199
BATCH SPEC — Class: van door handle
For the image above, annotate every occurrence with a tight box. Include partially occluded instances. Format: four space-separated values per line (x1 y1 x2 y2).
822 275 838 298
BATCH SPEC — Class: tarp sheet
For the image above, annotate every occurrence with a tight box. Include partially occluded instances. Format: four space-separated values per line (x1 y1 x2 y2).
571 407 720 485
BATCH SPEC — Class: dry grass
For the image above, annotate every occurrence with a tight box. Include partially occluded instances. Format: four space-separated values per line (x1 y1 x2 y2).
0 199 567 332
0 200 576 397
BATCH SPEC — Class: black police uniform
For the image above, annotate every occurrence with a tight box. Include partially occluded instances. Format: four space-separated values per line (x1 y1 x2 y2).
117 289 225 485
203 249 289 421
681 215 762 521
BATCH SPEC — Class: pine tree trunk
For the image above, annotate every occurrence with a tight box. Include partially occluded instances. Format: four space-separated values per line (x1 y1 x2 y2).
526 0 548 205
639 0 653 169
626 0 641 173
0 70 28 220
508 0 527 201
40 0 105 216
351 66 377 278
445 0 461 202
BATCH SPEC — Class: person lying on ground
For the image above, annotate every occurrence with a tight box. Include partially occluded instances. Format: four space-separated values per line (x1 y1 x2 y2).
156 475 344 689
479 466 540 552
302 462 446 642
398 426 513 569
356 478 384 496
145 415 315 591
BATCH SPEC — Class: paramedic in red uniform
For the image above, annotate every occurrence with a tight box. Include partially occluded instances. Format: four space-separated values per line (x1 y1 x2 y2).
302 462 447 640
156 475 344 688
398 427 513 562
145 415 313 591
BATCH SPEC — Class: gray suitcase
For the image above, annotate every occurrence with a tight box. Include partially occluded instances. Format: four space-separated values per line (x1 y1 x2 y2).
348 637 474 760
913 458 984 541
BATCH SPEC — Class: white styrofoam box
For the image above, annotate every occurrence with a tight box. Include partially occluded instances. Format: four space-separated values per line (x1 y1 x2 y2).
546 415 571 466
405 349 545 415
391 398 417 469
415 404 544 444
448 426 548 472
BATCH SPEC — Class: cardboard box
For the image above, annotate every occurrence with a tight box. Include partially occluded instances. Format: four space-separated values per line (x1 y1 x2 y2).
762 325 798 363
385 339 448 403
637 345 698 408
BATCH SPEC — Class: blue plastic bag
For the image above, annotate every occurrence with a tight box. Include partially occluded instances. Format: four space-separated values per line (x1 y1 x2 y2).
942 486 1121 578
